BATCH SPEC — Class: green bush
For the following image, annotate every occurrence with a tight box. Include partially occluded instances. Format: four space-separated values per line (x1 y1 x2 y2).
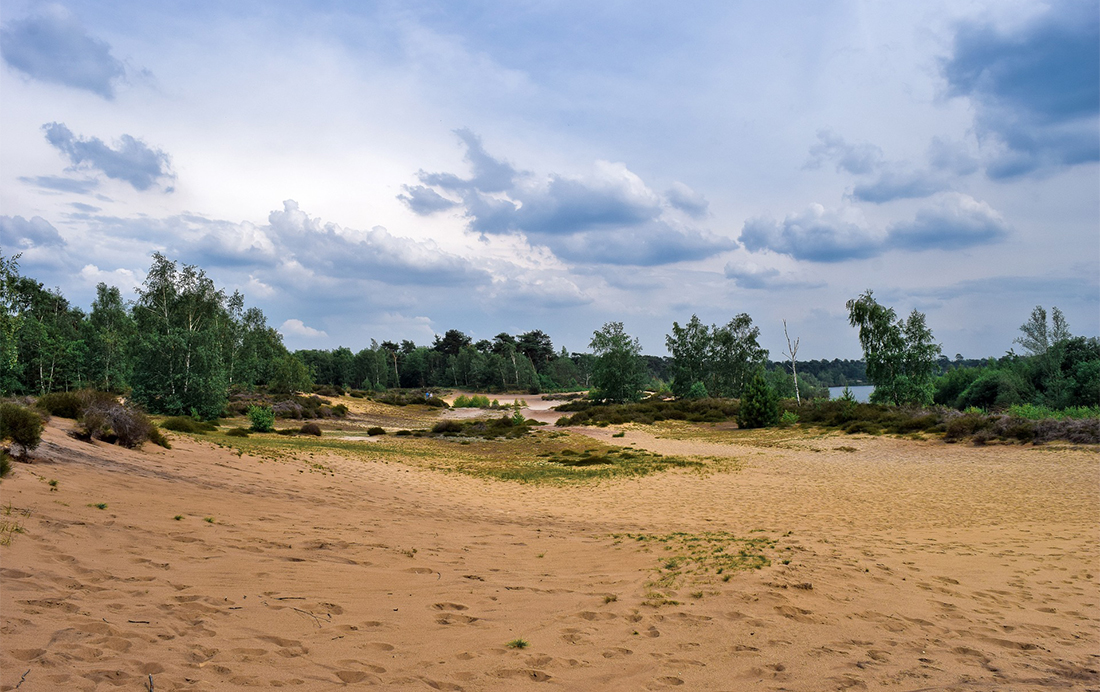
738 371 779 429
37 391 83 418
1 403 45 457
226 427 250 437
432 420 464 434
299 422 323 436
686 381 709 399
779 410 799 427
248 405 275 432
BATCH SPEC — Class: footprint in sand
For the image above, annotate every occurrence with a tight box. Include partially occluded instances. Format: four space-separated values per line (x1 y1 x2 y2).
431 602 469 611
335 670 382 684
602 647 634 658
365 642 395 652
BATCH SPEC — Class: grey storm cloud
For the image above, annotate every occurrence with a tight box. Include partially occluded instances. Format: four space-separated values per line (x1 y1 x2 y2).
401 130 733 266
0 10 125 98
740 195 1009 262
43 123 174 191
942 0 1100 178
0 215 66 249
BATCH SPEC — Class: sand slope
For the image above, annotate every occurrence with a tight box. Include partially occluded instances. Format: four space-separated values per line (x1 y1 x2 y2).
2 419 1097 691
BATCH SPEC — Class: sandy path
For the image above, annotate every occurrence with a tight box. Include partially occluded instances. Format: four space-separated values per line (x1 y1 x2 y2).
1 419 1097 691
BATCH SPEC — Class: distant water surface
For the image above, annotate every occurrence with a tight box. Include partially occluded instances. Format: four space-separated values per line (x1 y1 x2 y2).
827 385 875 403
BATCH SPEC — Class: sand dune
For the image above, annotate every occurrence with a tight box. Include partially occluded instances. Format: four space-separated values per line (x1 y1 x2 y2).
2 415 1097 690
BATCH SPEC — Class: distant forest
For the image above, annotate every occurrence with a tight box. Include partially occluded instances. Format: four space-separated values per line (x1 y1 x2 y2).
2 253 1096 418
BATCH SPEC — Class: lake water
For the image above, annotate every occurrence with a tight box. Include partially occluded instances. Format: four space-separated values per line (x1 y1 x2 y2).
828 385 875 403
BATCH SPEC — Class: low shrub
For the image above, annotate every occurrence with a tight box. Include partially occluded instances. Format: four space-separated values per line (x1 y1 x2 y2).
77 400 161 449
248 405 275 432
276 428 298 436
367 426 385 436
842 420 881 435
432 420 464 434
226 427 250 437
36 391 83 418
0 449 11 478
299 422 323 436
0 402 45 457
161 417 217 434
555 397 740 427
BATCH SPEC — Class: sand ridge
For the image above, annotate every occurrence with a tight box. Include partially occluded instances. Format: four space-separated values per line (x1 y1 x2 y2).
1 417 1098 690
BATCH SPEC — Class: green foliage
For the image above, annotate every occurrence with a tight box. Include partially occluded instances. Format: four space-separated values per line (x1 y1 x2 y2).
686 381 709 399
248 405 275 432
846 291 940 406
955 369 1030 410
555 397 739 426
666 314 767 398
269 353 313 395
779 410 799 427
130 254 229 419
226 427 250 437
1006 403 1100 420
452 394 497 408
737 370 779 429
0 403 43 456
590 322 646 403
36 391 83 418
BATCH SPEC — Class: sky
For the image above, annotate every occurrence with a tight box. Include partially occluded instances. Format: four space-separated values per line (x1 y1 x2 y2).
1 0 1097 360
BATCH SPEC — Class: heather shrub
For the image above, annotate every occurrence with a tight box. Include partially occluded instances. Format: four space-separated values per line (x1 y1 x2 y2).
226 427 250 437
367 426 385 436
432 420 464 434
299 422 323 436
77 400 162 449
37 391 83 419
1 403 44 458
161 416 217 434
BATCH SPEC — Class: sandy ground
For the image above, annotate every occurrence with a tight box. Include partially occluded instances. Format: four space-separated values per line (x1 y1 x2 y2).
1 411 1098 691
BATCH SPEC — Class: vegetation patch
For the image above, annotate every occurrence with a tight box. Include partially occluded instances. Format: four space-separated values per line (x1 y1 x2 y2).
556 397 740 426
611 531 777 606
161 417 219 434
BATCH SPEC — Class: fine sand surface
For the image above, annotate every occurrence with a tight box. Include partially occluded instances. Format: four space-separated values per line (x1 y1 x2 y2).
2 413 1098 691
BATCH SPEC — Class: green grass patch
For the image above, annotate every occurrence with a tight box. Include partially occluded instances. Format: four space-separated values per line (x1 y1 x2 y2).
611 531 777 606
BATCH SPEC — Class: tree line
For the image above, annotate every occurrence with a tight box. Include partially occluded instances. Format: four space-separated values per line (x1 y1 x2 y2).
2 253 1095 418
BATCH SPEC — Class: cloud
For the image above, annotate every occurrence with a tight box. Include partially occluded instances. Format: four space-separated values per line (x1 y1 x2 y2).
0 215 66 249
402 131 733 265
723 260 821 290
926 137 979 176
885 194 1009 251
0 8 126 98
70 202 101 213
78 264 140 291
805 130 883 175
742 195 1009 261
19 175 99 194
279 319 328 339
850 168 949 203
942 0 1100 178
665 182 710 217
739 204 882 263
397 185 460 214
43 123 175 191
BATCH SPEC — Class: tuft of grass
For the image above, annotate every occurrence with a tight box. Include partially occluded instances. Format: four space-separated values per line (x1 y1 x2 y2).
89 502 108 510
613 530 778 606
603 594 618 604
47 478 58 490
173 515 183 520
203 516 215 523
505 638 529 649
